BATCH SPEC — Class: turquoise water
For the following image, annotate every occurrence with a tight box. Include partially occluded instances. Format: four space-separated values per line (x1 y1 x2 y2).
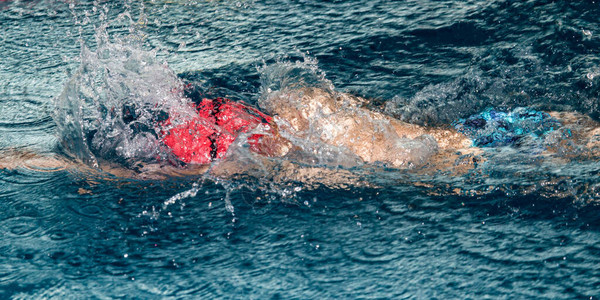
1 0 600 298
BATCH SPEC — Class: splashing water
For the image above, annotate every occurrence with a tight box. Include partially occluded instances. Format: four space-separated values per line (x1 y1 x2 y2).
53 16 196 168
258 55 335 96
50 21 600 210
257 57 439 169
48 6 600 211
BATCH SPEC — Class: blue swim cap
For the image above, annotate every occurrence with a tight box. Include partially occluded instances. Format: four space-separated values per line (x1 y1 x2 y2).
453 108 560 147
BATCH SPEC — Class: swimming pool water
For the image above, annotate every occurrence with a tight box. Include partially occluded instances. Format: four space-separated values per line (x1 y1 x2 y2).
1 0 600 298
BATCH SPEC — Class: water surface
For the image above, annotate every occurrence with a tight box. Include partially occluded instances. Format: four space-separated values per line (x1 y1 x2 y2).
1 0 599 298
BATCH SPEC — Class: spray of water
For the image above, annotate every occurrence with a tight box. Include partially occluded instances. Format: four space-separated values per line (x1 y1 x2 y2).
53 8 196 168
257 56 439 169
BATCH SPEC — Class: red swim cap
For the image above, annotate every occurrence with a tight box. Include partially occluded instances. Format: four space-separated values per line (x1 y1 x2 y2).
162 98 273 164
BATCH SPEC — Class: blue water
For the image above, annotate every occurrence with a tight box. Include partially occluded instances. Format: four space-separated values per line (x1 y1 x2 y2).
1 0 600 298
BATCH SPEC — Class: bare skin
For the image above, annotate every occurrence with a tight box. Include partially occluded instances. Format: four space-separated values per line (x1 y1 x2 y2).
3 88 600 182
261 87 474 168
0 149 210 180
547 111 600 153
0 150 69 172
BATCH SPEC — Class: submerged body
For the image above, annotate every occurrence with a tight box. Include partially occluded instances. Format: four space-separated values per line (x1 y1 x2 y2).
2 87 600 181
158 87 477 171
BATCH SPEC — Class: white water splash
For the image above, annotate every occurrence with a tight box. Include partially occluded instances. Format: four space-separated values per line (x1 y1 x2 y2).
53 11 196 167
257 56 439 168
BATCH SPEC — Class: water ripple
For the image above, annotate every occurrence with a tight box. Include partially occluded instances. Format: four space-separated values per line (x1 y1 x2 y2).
0 264 21 284
0 216 42 238
342 239 402 264
289 239 342 266
0 168 65 185
45 224 81 242
0 99 53 131
103 261 135 276
0 0 599 298
457 221 583 265
66 202 107 220
47 250 94 280
172 281 214 298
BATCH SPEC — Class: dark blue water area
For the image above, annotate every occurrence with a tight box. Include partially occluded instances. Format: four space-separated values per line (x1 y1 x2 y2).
2 168 600 298
1 0 600 298
173 0 600 124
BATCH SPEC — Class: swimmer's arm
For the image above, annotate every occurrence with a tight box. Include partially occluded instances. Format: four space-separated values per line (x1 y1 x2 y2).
0 150 70 171
121 162 210 180
385 117 474 150
0 149 210 179
210 156 369 189
548 111 600 148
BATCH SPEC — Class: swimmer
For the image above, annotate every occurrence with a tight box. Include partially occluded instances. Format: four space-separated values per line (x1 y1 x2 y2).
2 87 599 181
160 87 474 169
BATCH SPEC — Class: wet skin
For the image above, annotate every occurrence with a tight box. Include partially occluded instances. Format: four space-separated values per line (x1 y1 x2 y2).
2 88 600 182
